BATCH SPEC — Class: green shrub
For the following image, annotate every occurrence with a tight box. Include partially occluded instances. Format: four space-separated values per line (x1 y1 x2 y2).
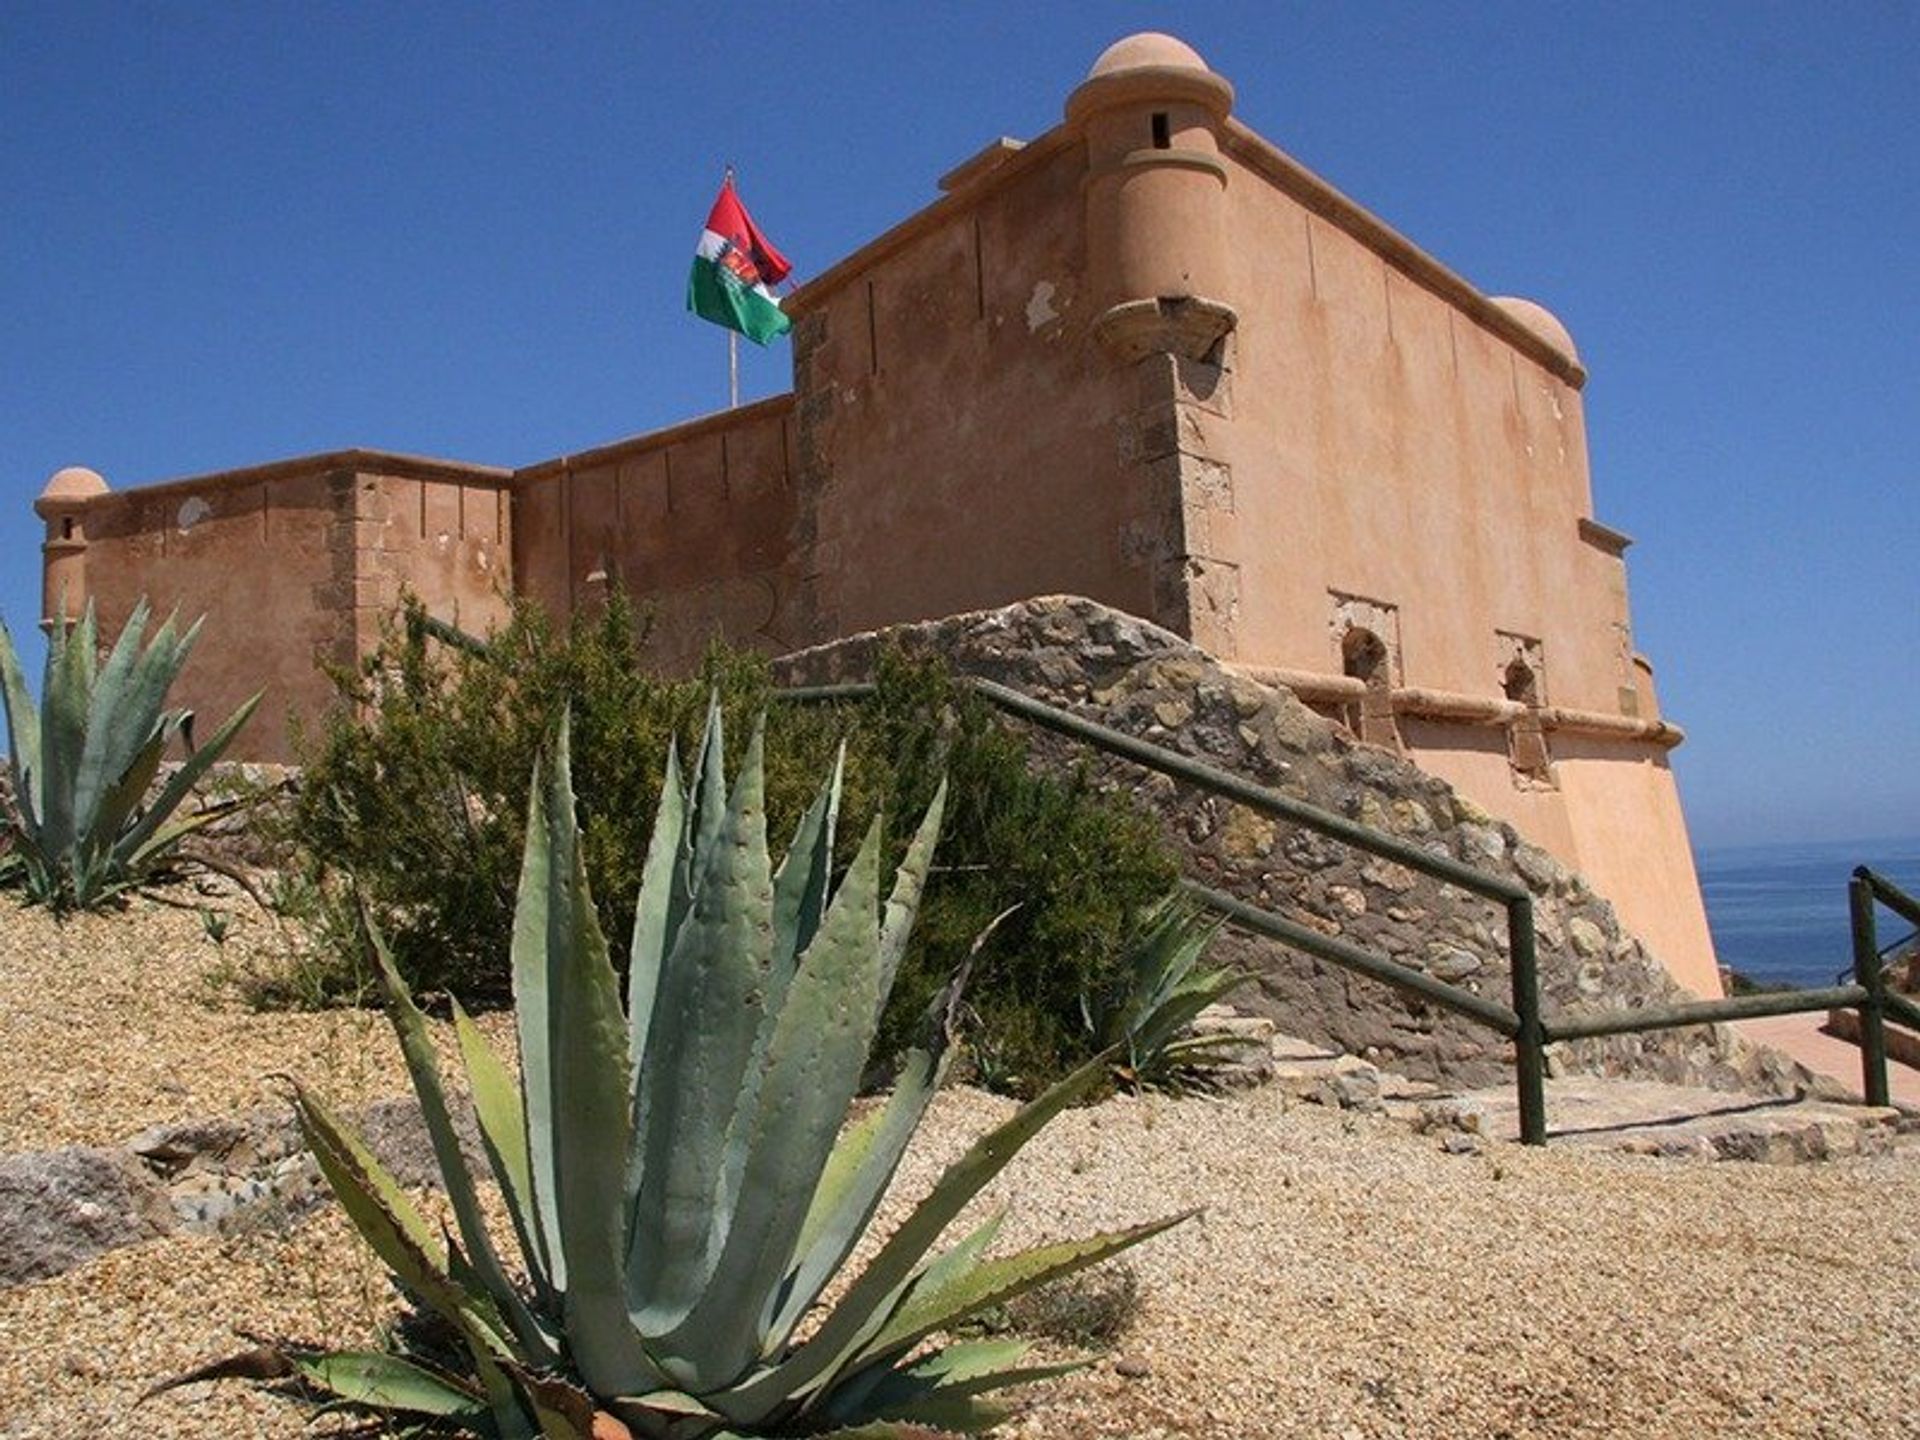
280 591 1178 1091
0 599 258 910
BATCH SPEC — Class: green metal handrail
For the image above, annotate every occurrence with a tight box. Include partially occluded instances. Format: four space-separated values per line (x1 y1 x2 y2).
780 674 1906 1138
780 676 1552 1141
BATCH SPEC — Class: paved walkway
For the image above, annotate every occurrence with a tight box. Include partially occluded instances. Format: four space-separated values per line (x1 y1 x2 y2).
1733 1011 1920 1108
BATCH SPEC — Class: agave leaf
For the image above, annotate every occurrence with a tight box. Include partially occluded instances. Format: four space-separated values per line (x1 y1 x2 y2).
876 778 946 1007
291 1349 488 1418
765 951 973 1357
68 597 156 844
288 1081 511 1361
865 1394 1011 1433
686 695 729 889
500 1361 598 1440
769 741 845 988
662 814 889 1389
808 1214 1007 1423
454 999 555 1301
0 618 44 838
828 1339 1082 1429
513 717 659 1396
838 1337 1031 1414
364 903 558 1363
142 1345 295 1399
856 1211 1195 1368
714 1050 1115 1425
37 605 93 863
627 737 687 1079
81 728 168 876
110 690 261 873
627 722 774 1339
513 747 567 1295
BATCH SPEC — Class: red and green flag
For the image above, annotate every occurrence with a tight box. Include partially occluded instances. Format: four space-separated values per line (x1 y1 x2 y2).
687 176 793 345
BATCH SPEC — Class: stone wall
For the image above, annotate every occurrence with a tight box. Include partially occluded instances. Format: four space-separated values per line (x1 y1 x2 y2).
775 596 1808 1096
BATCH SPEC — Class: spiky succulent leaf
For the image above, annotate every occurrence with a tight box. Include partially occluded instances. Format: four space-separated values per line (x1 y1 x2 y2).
287 1081 511 1364
364 902 558 1363
662 815 889 1389
69 597 158 845
514 715 661 1397
110 689 262 878
827 1339 1081 1431
876 779 946 1007
627 722 774 1341
627 737 687 1078
292 1350 489 1419
770 742 845 988
766 957 969 1356
0 617 44 840
501 1361 600 1440
454 999 555 1301
857 1212 1194 1373
714 1051 1116 1425
37 607 92 862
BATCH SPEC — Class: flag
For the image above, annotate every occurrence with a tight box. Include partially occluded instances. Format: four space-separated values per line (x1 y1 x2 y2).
687 176 793 345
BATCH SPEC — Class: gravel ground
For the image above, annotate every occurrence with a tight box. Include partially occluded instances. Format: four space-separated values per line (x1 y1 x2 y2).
3 891 1918 1438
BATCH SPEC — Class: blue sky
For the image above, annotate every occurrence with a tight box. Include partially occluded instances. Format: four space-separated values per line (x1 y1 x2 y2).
1 4 1914 849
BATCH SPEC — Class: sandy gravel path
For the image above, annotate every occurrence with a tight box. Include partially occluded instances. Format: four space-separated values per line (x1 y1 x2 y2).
2 891 1916 1438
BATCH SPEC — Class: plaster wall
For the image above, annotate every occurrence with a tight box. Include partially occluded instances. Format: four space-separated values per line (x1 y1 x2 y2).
785 139 1159 643
1216 155 1617 707
78 465 348 766
1202 138 1715 992
512 397 799 671
54 456 513 764
364 469 514 645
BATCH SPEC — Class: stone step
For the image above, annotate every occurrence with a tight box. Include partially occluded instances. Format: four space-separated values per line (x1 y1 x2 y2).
1390 1077 1905 1164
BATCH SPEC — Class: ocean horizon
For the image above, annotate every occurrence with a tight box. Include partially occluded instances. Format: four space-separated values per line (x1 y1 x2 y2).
1695 833 1920 990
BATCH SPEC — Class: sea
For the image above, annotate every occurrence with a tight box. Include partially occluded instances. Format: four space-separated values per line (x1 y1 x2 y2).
1696 834 1920 989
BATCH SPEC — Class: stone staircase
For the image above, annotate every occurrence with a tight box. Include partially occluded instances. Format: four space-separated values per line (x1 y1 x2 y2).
1192 1006 1909 1163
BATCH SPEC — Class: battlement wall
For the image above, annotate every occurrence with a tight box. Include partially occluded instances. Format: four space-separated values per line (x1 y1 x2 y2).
36 453 512 763
511 395 799 669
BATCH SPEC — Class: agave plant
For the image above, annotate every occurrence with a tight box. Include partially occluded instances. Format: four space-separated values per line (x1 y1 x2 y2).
232 706 1185 1437
0 599 259 909
1090 899 1244 1094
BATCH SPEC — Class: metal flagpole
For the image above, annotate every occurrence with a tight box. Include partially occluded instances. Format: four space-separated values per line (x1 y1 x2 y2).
725 161 738 410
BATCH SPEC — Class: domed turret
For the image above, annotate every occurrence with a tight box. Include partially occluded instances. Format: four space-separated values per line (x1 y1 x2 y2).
1068 33 1238 359
1490 296 1583 378
34 466 108 628
37 466 109 507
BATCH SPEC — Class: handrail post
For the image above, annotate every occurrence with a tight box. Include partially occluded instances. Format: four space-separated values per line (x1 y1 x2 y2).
1508 896 1548 1145
1850 870 1891 1108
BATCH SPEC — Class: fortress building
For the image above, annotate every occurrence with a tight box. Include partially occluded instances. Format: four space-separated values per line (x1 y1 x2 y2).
31 34 1722 996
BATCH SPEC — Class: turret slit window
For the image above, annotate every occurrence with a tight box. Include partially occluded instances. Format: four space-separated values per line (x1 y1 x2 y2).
1151 112 1171 149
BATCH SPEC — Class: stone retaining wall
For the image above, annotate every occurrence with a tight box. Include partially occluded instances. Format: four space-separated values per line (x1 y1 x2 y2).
775 596 1810 1096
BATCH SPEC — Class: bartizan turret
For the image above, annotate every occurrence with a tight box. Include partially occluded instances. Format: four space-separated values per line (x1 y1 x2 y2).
34 466 108 630
1067 32 1238 361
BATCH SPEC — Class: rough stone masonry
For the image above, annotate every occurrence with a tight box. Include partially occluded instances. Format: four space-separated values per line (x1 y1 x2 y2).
776 596 1812 1097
